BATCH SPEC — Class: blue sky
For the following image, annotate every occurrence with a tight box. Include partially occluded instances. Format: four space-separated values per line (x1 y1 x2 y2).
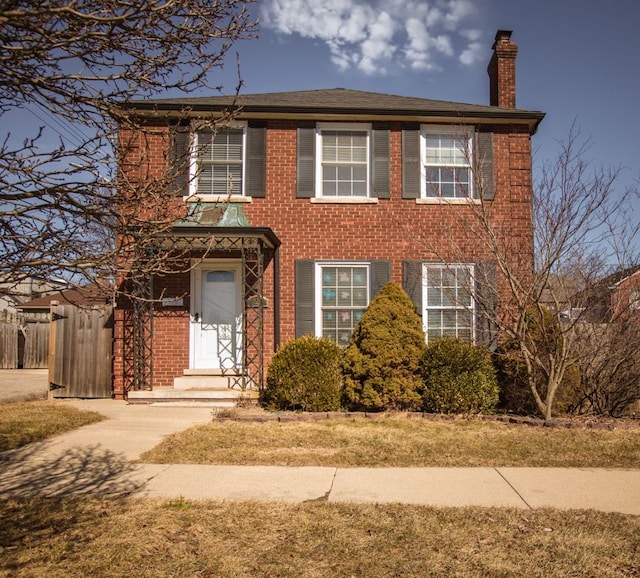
6 0 639 199
199 0 639 197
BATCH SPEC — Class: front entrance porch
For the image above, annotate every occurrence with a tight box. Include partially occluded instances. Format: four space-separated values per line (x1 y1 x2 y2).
118 214 280 404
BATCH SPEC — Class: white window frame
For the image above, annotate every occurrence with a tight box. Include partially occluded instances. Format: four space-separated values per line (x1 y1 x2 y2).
315 123 371 200
315 261 370 346
422 263 475 343
188 121 248 200
420 125 475 200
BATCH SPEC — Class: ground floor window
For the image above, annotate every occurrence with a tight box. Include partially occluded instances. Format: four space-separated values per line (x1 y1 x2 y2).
423 263 475 342
316 263 369 346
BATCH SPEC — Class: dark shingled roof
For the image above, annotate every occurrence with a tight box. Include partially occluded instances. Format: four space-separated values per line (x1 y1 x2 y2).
18 284 111 309
124 87 544 126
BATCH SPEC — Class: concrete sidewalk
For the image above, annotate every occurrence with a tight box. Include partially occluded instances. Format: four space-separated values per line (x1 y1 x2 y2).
0 368 49 402
0 399 639 515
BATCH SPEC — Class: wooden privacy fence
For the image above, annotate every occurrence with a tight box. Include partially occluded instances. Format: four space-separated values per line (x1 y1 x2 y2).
0 310 19 369
0 310 49 369
22 312 50 369
49 304 113 398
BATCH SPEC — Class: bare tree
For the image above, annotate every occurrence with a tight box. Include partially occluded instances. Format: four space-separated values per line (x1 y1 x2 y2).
499 129 638 420
402 126 639 420
0 0 256 299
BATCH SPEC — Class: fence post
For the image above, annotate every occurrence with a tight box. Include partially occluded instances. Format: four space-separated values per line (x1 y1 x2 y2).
47 301 59 398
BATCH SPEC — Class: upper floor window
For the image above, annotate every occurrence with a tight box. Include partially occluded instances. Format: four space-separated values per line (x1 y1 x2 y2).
421 126 474 199
315 123 371 198
192 125 246 196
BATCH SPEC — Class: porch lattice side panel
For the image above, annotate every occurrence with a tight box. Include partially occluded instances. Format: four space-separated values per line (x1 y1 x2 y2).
50 304 114 398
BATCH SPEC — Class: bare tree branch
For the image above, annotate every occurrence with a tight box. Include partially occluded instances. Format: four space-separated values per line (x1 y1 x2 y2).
1 0 256 300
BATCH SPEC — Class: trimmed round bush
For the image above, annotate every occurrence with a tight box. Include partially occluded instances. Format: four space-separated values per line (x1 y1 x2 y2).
263 335 344 412
342 282 425 411
420 337 499 414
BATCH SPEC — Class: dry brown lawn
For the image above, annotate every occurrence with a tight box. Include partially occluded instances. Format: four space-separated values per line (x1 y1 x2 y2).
0 497 638 577
1 407 638 576
140 414 640 468
0 401 105 452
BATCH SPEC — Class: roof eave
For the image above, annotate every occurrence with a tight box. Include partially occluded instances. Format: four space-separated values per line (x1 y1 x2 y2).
119 102 545 132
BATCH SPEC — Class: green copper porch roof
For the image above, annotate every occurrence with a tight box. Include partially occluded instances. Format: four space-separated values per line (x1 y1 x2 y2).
176 202 251 228
165 201 280 250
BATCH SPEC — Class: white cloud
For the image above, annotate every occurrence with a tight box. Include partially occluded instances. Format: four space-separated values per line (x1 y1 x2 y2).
459 29 484 65
260 0 482 76
442 0 475 28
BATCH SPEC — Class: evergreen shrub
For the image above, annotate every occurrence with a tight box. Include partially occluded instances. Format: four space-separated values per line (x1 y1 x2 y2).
342 282 425 411
420 337 499 414
262 335 344 412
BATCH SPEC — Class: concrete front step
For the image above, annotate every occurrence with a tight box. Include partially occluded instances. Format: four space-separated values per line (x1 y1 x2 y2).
174 375 239 389
127 387 259 407
174 370 247 390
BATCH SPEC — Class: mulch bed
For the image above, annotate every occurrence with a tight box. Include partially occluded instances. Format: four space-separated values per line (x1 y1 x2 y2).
215 407 640 430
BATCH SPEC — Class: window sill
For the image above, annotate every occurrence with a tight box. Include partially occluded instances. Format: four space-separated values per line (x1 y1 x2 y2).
310 197 379 205
184 194 252 203
416 197 481 205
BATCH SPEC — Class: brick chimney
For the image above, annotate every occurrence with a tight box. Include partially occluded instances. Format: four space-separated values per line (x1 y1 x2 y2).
488 29 518 108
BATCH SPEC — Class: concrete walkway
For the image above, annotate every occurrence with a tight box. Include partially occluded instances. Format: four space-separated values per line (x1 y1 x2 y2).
0 368 49 402
1 398 639 515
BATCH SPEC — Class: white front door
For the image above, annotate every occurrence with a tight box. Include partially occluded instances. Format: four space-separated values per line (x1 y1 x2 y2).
191 262 243 370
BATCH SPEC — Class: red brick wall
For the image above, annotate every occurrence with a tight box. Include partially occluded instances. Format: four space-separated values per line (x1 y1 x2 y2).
114 119 535 395
488 31 518 109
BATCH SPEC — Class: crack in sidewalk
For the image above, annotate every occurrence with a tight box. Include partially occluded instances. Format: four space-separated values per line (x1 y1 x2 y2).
304 467 338 503
494 467 532 509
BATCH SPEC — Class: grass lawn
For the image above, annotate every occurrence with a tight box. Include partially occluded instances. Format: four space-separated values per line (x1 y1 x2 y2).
140 414 640 468
0 401 105 452
0 410 637 576
0 497 638 577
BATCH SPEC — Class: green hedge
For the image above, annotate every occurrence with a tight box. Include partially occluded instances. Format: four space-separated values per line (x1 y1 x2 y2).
420 337 499 414
262 335 344 412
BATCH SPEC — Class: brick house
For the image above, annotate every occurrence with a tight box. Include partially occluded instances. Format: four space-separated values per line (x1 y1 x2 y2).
578 265 640 323
114 30 544 403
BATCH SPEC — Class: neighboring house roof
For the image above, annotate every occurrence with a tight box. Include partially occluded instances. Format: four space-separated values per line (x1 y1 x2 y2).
0 276 67 310
565 265 640 322
598 264 640 289
17 283 112 311
123 88 545 131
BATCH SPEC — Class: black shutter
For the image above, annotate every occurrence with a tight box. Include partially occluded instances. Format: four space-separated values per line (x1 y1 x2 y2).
246 122 266 198
297 125 315 198
369 260 391 299
476 132 495 201
475 260 498 349
402 125 421 199
403 260 423 316
295 260 315 337
169 128 190 196
371 125 390 199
